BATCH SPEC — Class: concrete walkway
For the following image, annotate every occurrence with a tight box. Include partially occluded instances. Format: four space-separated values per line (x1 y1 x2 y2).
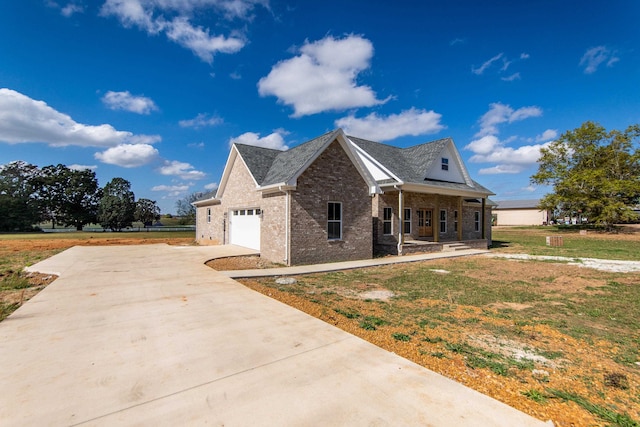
0 244 551 426
222 248 489 278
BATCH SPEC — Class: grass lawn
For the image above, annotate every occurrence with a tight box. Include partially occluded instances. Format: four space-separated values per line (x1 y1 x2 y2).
491 225 640 261
240 226 640 427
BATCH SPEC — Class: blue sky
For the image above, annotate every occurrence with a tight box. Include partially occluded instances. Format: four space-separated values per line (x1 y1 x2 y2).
1 1 638 214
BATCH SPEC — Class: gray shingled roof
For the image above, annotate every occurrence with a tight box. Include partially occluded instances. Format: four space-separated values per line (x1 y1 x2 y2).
349 135 490 194
233 129 491 195
261 130 337 186
348 135 450 183
234 144 281 184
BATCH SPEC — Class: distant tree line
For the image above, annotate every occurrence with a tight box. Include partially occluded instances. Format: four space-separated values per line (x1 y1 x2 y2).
0 161 161 232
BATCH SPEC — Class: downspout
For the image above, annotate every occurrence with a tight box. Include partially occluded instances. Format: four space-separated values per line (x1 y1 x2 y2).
457 196 463 241
395 185 404 256
280 186 291 266
481 198 486 240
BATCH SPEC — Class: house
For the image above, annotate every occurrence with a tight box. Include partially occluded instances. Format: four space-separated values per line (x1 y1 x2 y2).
194 129 494 266
492 199 550 226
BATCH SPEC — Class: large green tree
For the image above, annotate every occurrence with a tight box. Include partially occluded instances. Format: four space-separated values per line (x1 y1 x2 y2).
135 198 160 228
0 161 41 231
35 165 102 230
98 177 136 231
531 121 640 230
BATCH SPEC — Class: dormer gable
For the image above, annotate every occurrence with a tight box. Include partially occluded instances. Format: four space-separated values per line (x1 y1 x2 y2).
423 139 470 185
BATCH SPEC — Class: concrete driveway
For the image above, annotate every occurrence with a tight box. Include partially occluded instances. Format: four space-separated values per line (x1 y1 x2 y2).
1 244 550 426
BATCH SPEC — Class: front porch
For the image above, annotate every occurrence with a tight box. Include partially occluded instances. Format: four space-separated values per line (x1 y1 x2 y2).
375 239 490 256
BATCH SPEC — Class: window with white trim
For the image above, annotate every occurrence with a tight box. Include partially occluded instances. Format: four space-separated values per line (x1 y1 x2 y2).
327 202 342 240
441 157 449 171
439 209 447 233
206 208 211 223
474 211 480 231
383 207 392 235
403 208 411 234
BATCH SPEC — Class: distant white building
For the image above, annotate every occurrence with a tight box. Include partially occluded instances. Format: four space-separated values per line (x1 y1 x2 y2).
493 199 550 226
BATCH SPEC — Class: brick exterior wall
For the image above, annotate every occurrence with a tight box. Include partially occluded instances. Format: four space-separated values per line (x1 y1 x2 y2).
289 141 372 265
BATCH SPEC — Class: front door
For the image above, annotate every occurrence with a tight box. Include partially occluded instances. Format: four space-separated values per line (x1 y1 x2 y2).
417 209 433 237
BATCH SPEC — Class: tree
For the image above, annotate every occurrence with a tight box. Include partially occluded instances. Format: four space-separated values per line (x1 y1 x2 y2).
35 164 67 228
0 161 41 231
531 121 640 230
135 198 160 228
98 177 135 231
34 165 102 231
60 168 102 231
175 191 214 225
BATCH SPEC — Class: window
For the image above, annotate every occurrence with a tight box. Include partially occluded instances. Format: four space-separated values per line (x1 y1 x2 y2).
439 209 447 233
206 208 211 223
403 208 411 234
474 211 480 232
383 207 392 235
239 209 246 215
454 210 458 232
441 157 449 171
328 202 342 240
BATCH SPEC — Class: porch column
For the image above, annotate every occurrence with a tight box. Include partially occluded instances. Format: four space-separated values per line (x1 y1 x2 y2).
481 197 486 240
458 196 463 241
397 189 404 255
433 194 439 243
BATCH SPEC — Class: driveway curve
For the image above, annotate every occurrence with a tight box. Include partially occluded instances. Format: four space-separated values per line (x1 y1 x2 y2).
1 244 550 426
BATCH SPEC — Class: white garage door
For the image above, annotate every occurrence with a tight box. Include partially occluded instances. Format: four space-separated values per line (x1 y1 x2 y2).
230 208 261 251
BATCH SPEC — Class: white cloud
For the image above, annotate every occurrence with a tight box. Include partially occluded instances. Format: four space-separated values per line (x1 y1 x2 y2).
501 72 520 82
100 0 263 63
102 90 158 114
158 160 206 180
188 142 205 148
68 164 97 171
478 164 524 175
179 113 223 128
46 1 85 17
464 135 500 155
61 2 85 17
151 184 191 197
580 46 620 74
229 131 289 150
472 53 503 75
534 129 558 142
470 142 549 165
204 182 219 190
152 184 190 192
520 53 530 60
466 103 549 175
93 144 159 168
258 35 389 117
94 143 160 167
449 38 466 46
0 88 158 147
164 17 245 63
522 185 537 192
476 102 542 137
335 108 445 142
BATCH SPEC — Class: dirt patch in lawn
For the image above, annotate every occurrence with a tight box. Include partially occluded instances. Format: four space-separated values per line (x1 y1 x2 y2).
227 255 640 427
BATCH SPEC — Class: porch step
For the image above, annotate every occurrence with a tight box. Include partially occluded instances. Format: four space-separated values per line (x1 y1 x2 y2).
443 243 472 252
